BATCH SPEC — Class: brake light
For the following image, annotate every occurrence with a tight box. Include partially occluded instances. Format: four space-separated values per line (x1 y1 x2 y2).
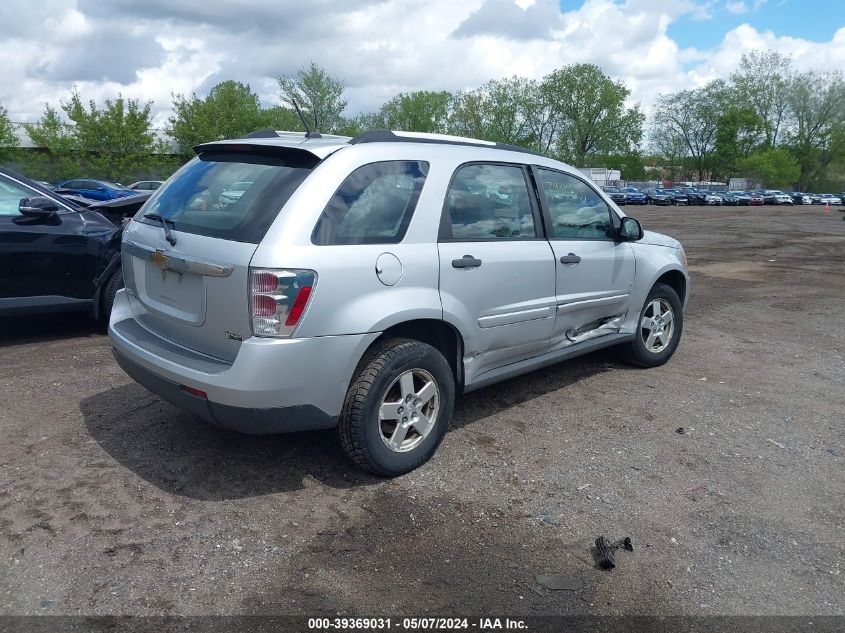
250 268 317 337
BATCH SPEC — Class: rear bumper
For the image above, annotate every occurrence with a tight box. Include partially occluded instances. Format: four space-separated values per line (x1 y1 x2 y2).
108 289 379 434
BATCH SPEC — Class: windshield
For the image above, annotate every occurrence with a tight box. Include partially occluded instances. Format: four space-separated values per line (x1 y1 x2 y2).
136 151 317 243
602 186 621 192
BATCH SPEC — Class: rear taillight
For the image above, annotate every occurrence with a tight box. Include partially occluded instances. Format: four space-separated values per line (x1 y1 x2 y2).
249 268 317 337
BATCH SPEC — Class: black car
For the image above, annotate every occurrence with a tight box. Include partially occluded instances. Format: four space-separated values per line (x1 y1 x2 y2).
645 188 672 205
756 190 778 205
663 189 689 205
0 167 129 322
716 192 738 206
601 185 626 205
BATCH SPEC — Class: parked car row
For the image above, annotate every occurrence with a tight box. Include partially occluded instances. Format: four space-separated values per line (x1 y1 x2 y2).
605 186 844 207
36 178 164 202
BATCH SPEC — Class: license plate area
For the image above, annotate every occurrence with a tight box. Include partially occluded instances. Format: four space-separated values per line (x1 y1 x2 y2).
134 255 207 325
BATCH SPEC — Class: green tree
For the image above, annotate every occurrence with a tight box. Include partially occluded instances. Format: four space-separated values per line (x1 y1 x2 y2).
276 62 348 133
0 104 18 164
168 80 266 155
259 105 305 132
521 79 559 155
785 70 845 190
730 50 792 147
541 64 644 166
739 148 800 188
450 77 533 146
603 152 647 181
647 123 689 182
712 106 762 182
652 81 726 181
331 112 384 137
23 104 80 181
62 90 159 181
378 91 452 133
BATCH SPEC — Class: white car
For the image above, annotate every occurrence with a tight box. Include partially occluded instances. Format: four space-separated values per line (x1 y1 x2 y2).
127 180 164 192
773 193 793 205
820 194 842 205
109 129 689 476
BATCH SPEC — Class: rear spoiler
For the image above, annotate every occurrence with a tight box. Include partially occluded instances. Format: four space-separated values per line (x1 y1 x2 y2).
194 137 349 162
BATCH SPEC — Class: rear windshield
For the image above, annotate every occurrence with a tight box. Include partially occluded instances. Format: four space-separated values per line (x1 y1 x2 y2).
137 151 316 243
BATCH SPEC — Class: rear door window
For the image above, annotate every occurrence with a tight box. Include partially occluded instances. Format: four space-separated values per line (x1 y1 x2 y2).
311 161 428 245
441 163 538 240
138 151 318 244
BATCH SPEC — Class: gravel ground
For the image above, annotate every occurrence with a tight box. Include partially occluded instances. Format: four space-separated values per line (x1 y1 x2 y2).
1 204 843 618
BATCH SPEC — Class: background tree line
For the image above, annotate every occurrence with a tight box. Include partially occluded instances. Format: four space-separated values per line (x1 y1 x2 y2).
1 52 843 190
651 50 845 190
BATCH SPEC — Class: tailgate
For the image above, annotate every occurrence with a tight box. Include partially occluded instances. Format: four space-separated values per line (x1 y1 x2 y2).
122 222 257 362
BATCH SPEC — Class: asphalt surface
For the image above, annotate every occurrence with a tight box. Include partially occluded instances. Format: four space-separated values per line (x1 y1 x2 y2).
1 204 843 618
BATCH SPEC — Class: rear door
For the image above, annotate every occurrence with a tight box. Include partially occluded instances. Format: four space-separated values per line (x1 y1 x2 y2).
438 162 556 379
532 167 635 342
120 146 319 362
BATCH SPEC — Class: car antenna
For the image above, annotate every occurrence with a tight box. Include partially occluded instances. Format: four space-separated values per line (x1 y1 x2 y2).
291 98 322 139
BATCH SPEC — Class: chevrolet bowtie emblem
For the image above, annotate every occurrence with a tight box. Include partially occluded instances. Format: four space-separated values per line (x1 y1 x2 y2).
151 250 169 269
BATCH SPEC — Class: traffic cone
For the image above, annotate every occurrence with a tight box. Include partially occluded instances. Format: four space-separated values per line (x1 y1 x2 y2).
824 201 830 214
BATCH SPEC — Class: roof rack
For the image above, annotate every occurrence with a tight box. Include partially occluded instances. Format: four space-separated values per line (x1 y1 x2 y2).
348 129 544 157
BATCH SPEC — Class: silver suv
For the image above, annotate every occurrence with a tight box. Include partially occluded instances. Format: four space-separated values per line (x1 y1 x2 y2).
109 130 689 476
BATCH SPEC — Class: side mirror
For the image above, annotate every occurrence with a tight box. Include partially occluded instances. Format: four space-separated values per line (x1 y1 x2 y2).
19 196 60 220
618 216 643 241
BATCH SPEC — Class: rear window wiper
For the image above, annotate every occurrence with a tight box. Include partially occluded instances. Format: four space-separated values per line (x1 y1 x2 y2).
144 212 177 246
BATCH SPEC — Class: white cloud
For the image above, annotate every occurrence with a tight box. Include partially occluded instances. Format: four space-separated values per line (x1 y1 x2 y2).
726 1 748 14
0 0 841 128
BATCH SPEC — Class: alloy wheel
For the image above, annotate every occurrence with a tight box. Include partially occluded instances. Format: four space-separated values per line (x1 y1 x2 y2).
378 369 440 453
640 298 675 353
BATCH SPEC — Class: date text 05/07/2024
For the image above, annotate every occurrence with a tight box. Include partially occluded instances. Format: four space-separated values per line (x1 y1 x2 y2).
307 617 528 630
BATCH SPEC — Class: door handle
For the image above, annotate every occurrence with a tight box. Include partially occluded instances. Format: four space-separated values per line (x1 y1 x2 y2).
452 255 482 269
559 253 581 265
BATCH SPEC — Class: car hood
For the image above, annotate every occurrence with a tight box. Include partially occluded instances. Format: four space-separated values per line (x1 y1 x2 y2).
640 230 680 249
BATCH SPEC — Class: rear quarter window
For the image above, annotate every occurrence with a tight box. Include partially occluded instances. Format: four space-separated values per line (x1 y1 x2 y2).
137 151 318 244
311 161 429 245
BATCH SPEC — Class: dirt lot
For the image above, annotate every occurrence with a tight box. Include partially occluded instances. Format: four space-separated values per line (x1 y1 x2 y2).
1 204 843 618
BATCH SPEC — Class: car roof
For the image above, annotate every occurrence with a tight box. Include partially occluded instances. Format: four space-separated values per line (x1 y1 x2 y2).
196 129 552 164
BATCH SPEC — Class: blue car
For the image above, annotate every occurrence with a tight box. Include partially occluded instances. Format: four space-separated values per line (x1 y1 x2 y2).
622 187 647 204
54 179 135 201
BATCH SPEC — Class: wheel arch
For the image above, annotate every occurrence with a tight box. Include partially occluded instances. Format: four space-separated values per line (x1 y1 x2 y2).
654 268 688 306
366 319 465 392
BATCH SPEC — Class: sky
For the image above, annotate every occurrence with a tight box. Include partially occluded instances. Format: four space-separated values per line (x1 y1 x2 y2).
0 0 843 126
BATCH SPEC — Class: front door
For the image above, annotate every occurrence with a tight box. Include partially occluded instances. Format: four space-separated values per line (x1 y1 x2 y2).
438 162 557 382
0 175 95 305
532 167 635 341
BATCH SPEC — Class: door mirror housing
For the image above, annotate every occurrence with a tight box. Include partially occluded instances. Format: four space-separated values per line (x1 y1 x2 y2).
618 216 643 241
19 196 60 221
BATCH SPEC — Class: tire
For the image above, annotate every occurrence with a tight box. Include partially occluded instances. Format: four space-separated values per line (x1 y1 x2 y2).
338 338 455 477
99 265 123 323
619 282 683 368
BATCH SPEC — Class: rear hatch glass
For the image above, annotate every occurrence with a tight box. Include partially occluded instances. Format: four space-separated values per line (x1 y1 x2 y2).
136 150 318 244
122 149 318 360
